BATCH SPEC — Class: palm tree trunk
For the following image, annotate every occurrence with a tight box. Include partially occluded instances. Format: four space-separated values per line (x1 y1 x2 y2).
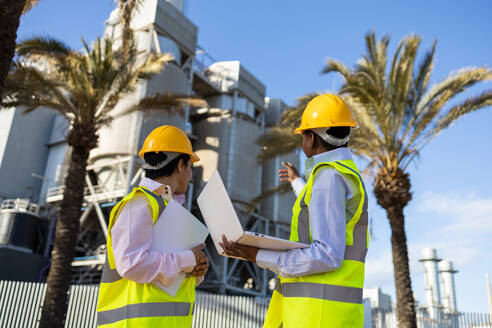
0 0 27 96
40 123 98 328
374 168 416 328
387 205 417 328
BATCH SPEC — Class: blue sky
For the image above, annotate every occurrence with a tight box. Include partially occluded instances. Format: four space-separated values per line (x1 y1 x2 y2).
18 0 492 313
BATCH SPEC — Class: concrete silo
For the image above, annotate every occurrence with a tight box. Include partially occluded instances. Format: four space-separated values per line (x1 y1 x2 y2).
0 107 56 204
260 98 300 239
91 0 198 192
193 61 266 208
191 60 273 295
39 0 200 283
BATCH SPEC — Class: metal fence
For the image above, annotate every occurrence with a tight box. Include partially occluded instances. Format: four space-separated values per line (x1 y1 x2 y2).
0 280 267 328
1 280 490 328
372 308 492 328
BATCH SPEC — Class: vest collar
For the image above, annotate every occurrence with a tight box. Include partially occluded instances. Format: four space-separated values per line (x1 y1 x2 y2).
139 176 163 192
304 147 353 178
138 177 186 205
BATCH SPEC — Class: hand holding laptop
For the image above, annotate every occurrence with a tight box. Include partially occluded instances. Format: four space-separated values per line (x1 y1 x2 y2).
219 234 259 263
197 171 309 258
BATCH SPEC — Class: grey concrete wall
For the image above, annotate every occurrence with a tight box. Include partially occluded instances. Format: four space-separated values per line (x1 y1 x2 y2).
0 109 16 170
0 107 56 203
260 152 299 224
193 114 262 205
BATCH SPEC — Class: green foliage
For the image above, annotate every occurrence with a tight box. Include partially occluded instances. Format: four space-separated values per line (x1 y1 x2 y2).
3 35 202 128
259 31 492 174
22 0 40 15
326 31 492 172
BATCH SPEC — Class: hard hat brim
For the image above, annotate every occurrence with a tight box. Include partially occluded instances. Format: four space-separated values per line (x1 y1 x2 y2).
139 150 200 163
191 153 200 162
294 122 358 134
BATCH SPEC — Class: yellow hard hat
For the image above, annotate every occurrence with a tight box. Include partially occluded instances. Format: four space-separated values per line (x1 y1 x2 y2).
294 94 358 134
138 125 200 162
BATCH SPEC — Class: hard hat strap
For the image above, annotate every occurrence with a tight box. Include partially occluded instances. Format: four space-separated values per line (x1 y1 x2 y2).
141 152 182 170
312 128 351 147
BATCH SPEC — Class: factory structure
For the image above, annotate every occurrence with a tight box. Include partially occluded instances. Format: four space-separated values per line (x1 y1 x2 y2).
0 1 490 327
0 0 297 296
365 248 491 328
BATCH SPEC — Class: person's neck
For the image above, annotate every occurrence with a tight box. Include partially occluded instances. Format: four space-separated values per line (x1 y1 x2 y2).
155 175 178 194
311 145 336 157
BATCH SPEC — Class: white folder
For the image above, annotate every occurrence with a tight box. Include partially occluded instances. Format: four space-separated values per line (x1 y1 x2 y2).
150 199 209 296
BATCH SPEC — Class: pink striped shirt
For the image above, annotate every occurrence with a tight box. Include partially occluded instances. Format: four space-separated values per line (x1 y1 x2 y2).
111 177 203 286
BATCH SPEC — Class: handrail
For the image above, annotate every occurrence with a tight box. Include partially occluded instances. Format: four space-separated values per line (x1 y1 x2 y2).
0 199 40 215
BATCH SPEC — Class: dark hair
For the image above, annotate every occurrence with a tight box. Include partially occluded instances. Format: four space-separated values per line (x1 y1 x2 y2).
304 126 350 150
144 152 191 180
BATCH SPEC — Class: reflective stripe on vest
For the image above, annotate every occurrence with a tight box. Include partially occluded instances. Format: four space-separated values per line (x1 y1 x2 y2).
139 187 166 218
100 257 122 283
335 161 368 263
273 282 363 304
97 302 191 326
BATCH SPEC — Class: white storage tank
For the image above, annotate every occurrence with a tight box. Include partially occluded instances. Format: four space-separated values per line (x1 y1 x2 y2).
260 98 300 226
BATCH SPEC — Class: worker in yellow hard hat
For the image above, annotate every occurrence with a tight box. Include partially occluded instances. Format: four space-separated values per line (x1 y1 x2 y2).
220 95 369 327
96 125 208 327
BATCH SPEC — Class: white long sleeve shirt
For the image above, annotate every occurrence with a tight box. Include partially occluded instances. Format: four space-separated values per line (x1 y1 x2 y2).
111 177 203 287
256 148 362 278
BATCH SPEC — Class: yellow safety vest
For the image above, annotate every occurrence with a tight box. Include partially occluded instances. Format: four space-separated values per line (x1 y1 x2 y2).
264 159 368 328
96 186 196 327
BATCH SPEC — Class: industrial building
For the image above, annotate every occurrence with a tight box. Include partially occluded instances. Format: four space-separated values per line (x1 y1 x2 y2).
0 0 298 296
364 249 492 328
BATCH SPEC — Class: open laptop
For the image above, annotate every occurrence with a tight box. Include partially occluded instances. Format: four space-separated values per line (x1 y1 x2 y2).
197 170 309 255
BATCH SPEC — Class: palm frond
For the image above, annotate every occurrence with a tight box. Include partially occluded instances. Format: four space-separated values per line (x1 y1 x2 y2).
137 53 174 79
16 36 72 58
431 89 492 137
322 59 353 81
407 67 492 150
120 93 206 117
285 32 490 176
256 127 301 164
4 63 78 116
23 0 40 14
416 67 492 116
280 93 319 127
246 183 292 214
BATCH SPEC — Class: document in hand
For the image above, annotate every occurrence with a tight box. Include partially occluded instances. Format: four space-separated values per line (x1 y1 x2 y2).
151 199 209 296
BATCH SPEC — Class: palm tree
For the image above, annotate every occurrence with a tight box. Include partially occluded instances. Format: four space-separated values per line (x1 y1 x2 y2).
0 0 40 96
2 35 205 327
258 31 492 328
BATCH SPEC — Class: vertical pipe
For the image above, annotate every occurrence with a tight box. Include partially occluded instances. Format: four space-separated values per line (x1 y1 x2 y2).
487 274 492 324
43 214 57 257
185 180 194 211
420 248 442 320
226 90 238 193
261 220 269 298
222 90 238 295
126 155 136 193
273 157 280 222
256 111 265 214
438 260 458 313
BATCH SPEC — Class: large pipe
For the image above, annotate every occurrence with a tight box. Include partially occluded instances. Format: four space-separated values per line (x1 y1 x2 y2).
487 274 492 324
420 248 442 319
438 260 458 313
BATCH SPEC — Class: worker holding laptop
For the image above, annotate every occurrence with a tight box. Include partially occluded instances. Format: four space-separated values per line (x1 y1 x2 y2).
220 94 369 328
96 125 209 328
